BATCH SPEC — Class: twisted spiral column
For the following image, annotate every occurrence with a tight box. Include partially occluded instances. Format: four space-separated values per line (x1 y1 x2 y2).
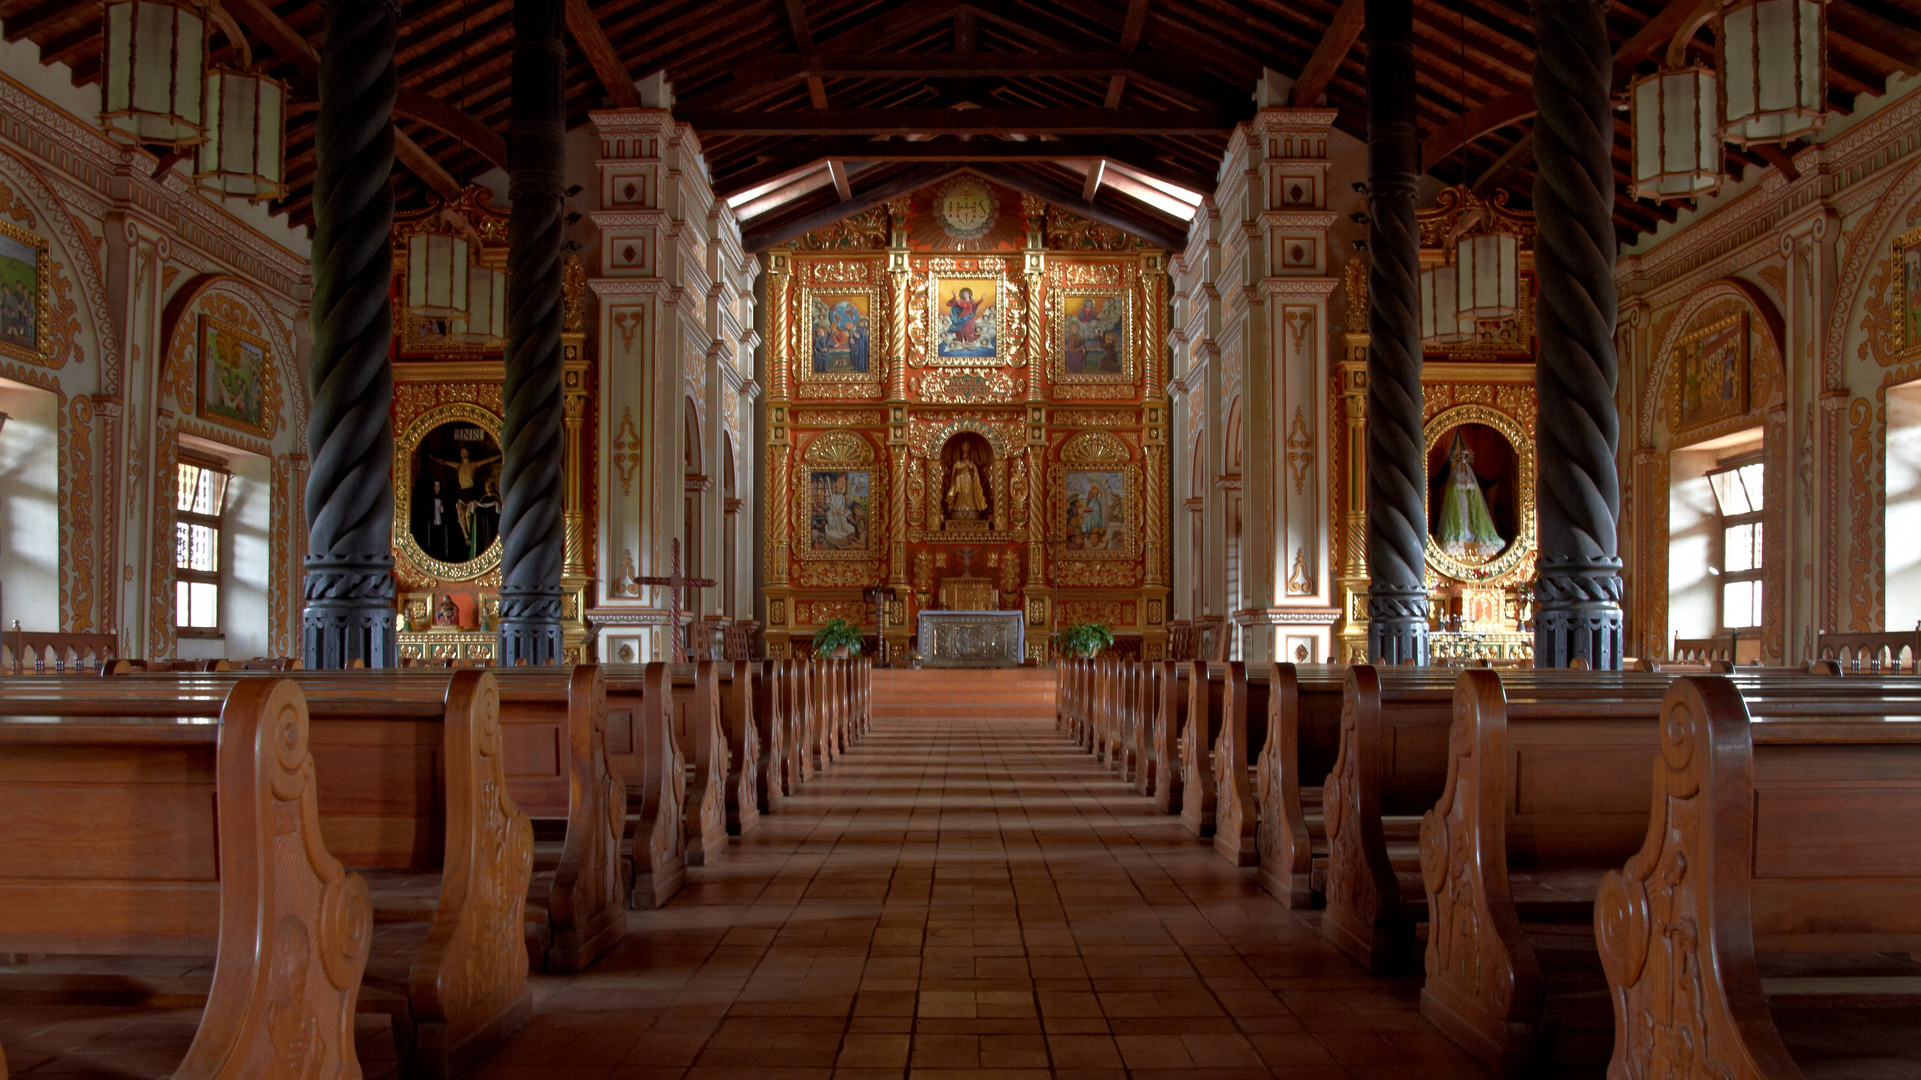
1531 0 1625 668
1363 0 1429 665
301 0 399 668
496 0 568 664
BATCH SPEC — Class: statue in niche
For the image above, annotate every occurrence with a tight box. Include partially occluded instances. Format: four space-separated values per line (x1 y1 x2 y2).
1434 429 1507 561
945 444 990 524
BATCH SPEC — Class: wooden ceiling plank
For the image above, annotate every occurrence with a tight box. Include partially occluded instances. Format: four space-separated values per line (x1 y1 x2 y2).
1829 3 1921 74
709 135 1217 200
1291 0 1363 107
223 0 320 73
1 0 93 44
566 0 642 109
1106 0 1151 107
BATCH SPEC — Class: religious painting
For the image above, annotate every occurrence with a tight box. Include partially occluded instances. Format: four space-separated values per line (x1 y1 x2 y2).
197 315 272 436
1062 469 1128 554
1052 287 1132 382
809 293 874 374
932 175 1001 241
395 402 505 579
794 461 884 561
1898 226 1921 361
1676 312 1748 432
933 277 1000 362
1422 404 1536 585
0 221 48 365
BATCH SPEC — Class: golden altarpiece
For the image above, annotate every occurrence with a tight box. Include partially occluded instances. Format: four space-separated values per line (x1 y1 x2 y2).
760 176 1173 661
386 190 596 663
1333 188 1542 664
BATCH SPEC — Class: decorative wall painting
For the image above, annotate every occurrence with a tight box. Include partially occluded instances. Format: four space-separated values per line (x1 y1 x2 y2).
1051 286 1133 383
1676 312 1748 432
1063 469 1127 554
803 468 874 556
0 222 47 364
198 315 272 436
1899 226 1921 360
810 293 874 374
934 278 999 361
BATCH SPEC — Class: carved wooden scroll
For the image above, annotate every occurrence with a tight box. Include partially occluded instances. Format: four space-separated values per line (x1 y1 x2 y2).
1179 661 1220 838
182 678 371 1080
543 664 624 975
1256 663 1315 908
1212 662 1259 866
407 669 534 1079
754 659 786 814
1133 663 1160 798
629 663 687 910
1321 665 1411 972
1152 660 1187 814
722 660 762 836
677 661 729 867
787 661 814 786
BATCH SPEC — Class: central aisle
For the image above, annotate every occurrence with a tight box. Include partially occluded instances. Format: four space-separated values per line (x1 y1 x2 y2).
449 705 1494 1080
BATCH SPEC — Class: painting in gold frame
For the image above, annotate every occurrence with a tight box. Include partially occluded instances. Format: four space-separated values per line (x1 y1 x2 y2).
394 401 505 581
793 462 887 561
1897 226 1921 362
1675 311 1748 433
0 220 50 366
797 281 885 389
198 315 274 437
1051 287 1133 383
929 276 1003 364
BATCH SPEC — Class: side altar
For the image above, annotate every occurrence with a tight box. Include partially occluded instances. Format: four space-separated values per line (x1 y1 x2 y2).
918 611 1025 668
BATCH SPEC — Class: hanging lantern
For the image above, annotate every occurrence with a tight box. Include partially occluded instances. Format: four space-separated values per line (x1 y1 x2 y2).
406 233 470 320
1421 266 1474 345
1630 66 1722 200
1455 231 1519 321
99 0 208 148
454 263 506 345
1718 0 1828 145
195 68 286 200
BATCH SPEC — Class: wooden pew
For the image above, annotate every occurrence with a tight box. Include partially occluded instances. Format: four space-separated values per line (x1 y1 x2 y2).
603 663 686 910
1209 661 1273 866
1817 625 1920 672
2 630 118 674
753 658 786 814
784 659 813 792
0 678 371 1080
1179 661 1222 837
1252 663 1350 908
719 659 761 836
1596 675 1921 1080
1150 660 1191 814
669 661 729 865
5 670 535 1077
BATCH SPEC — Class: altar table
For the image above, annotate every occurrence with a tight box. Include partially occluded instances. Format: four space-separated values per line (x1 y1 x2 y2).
918 610 1025 668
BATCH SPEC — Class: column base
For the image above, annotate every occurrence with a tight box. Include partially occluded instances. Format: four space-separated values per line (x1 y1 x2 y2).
498 587 565 666
301 555 399 669
1534 560 1625 670
1366 589 1430 666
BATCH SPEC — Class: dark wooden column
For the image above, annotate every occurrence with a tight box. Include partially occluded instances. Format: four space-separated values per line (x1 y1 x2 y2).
1363 0 1429 665
1531 0 1625 668
496 0 568 664
301 0 400 668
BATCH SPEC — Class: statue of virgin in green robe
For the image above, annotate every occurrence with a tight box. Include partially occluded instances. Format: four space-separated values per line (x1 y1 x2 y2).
1436 430 1506 560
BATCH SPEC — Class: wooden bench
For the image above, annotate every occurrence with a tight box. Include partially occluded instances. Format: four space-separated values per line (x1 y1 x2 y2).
753 658 786 815
1252 663 1351 908
784 659 814 792
1816 625 1920 672
0 678 371 1079
719 659 762 836
1208 661 1273 866
1 630 118 674
603 663 686 910
2 669 536 1077
1150 660 1193 814
606 662 730 868
1596 675 1921 1079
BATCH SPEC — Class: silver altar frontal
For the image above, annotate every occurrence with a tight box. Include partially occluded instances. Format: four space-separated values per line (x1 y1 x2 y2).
917 610 1025 668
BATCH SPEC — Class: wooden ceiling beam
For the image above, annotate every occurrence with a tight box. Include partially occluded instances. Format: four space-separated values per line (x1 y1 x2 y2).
1421 89 1535 171
1105 0 1152 107
965 162 1189 251
0 0 92 44
566 0 641 109
741 162 964 251
711 136 1218 198
681 106 1239 136
1829 4 1921 76
1292 0 1363 107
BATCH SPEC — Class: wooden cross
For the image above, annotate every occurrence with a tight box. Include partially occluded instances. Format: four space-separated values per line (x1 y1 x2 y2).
630 539 716 662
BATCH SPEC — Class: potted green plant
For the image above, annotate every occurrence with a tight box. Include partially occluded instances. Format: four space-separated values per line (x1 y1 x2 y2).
1053 622 1115 660
811 617 864 659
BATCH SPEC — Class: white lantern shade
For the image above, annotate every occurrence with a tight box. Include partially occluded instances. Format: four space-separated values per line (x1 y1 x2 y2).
1420 266 1474 345
1455 232 1518 321
1719 0 1827 145
195 68 286 200
453 264 506 345
100 0 206 147
1630 67 1721 200
407 233 470 320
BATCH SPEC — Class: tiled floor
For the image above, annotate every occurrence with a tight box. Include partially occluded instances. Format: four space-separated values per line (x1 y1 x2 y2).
1 708 1498 1079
